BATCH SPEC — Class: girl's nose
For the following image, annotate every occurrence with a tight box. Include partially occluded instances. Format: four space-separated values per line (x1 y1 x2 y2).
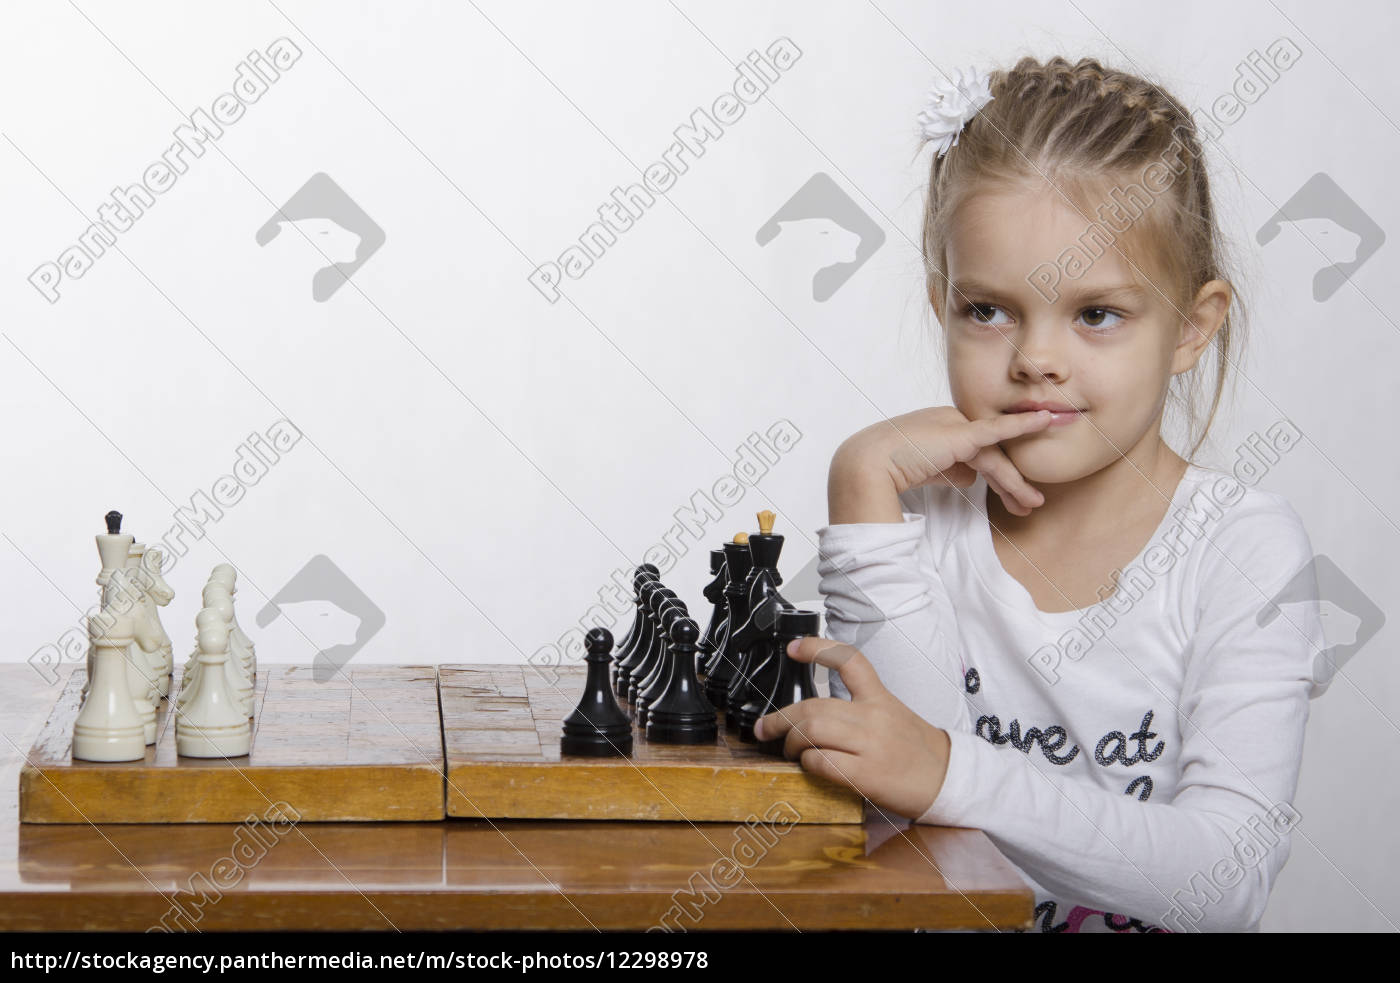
1008 320 1069 385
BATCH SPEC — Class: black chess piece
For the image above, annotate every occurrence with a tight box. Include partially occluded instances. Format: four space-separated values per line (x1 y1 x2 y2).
696 548 728 680
105 510 123 534
561 627 633 757
645 612 718 745
706 538 754 712
751 609 821 753
628 583 673 710
729 512 794 739
637 593 688 728
611 565 658 698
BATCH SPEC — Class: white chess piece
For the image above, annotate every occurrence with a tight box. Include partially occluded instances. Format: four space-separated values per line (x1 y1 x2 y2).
203 583 253 680
85 512 134 701
116 561 167 710
101 568 158 745
72 607 147 762
182 605 253 717
175 622 252 758
127 544 175 691
179 607 221 700
209 563 256 671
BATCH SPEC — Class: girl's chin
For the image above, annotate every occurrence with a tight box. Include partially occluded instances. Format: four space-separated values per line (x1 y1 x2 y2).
1002 444 1100 486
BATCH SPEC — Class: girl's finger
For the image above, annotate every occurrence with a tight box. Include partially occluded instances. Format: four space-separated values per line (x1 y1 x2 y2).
776 707 865 760
983 466 1033 517
964 410 1055 452
798 747 865 791
973 446 1044 512
784 637 889 702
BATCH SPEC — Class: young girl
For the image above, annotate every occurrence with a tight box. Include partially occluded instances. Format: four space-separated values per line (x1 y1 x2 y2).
754 55 1324 933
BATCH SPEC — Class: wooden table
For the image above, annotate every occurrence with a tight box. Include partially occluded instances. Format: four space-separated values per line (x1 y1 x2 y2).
0 666 1032 932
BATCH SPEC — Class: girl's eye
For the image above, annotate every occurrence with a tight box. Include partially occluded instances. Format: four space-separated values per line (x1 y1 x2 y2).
1079 308 1124 332
964 303 1010 326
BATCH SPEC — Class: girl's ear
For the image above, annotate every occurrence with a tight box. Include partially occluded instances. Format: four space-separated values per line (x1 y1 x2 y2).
1172 279 1231 374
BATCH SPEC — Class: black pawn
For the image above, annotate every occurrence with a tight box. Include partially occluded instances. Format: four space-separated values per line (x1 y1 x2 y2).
612 565 658 698
627 582 670 709
105 510 123 534
753 609 821 754
646 615 718 745
561 628 633 757
637 593 687 728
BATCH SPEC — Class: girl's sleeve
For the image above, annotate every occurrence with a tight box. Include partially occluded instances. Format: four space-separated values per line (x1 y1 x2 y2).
817 485 972 733
915 497 1323 932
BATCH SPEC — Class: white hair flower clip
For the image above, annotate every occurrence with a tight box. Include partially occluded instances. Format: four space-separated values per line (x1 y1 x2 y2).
917 66 995 158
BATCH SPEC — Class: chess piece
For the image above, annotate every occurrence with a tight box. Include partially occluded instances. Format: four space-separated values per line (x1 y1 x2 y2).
209 563 256 671
645 613 718 745
126 544 174 697
72 607 146 762
612 565 659 699
94 568 158 745
85 510 134 701
181 607 253 717
636 591 687 727
626 581 670 708
203 584 253 679
176 621 253 758
729 511 794 739
708 535 754 711
751 609 821 753
696 548 728 679
560 628 633 757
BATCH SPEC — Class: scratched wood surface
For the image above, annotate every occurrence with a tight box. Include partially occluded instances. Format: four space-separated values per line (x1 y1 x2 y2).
440 664 864 823
19 664 444 823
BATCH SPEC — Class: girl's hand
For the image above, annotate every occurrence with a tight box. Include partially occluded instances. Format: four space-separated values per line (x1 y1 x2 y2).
754 636 953 821
830 405 1052 520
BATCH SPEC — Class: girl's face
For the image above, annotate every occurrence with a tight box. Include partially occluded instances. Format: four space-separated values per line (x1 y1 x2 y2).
940 181 1207 486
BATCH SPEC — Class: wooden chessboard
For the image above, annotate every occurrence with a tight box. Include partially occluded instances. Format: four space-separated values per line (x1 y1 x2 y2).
440 664 863 824
19 665 444 824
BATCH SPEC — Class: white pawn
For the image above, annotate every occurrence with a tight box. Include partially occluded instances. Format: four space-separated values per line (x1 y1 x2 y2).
176 622 252 758
209 564 256 670
182 606 253 717
73 607 147 762
179 606 223 698
203 583 253 680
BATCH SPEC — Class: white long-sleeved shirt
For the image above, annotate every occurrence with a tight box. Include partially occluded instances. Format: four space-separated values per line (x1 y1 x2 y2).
816 463 1324 933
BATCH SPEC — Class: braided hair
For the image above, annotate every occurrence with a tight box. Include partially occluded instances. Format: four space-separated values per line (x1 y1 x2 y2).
921 56 1245 461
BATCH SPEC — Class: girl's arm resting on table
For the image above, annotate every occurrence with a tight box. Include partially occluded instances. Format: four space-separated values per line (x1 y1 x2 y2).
918 502 1323 932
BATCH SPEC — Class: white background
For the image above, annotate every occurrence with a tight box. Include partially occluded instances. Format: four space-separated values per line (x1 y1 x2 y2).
0 0 1394 932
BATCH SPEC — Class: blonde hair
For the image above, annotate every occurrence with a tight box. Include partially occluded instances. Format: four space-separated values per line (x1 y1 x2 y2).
921 55 1245 462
